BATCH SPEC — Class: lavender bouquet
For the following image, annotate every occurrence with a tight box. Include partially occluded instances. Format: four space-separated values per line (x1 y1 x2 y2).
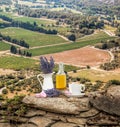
40 56 55 74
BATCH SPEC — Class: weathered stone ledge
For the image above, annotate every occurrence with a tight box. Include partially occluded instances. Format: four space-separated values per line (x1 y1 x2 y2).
0 86 120 127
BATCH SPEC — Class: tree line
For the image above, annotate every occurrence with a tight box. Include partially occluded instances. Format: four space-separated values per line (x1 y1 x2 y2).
95 38 120 49
95 38 120 71
18 8 104 29
10 45 32 57
0 33 29 48
0 15 57 35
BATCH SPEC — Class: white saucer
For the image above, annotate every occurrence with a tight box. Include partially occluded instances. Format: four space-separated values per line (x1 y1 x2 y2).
65 93 85 97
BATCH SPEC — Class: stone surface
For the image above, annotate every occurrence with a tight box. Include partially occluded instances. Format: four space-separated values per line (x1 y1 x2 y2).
28 116 54 127
22 96 80 114
67 117 87 125
87 112 120 126
16 123 37 127
8 116 28 123
77 108 99 118
24 109 46 117
0 123 13 127
45 112 60 120
67 97 90 112
89 86 120 116
51 122 77 127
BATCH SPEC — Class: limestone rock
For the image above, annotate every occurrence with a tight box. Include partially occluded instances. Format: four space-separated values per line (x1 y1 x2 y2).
0 123 12 127
28 116 54 127
22 96 80 114
87 112 119 125
67 97 90 112
51 122 77 127
67 117 87 125
24 109 46 117
77 108 99 118
8 116 28 123
45 112 60 120
16 123 37 127
89 86 120 116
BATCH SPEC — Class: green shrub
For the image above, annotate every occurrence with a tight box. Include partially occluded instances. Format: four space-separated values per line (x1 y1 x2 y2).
109 80 120 85
0 95 4 100
2 89 8 94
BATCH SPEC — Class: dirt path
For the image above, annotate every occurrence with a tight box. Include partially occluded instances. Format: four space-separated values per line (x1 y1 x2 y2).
3 40 26 49
102 29 115 36
57 34 70 41
30 42 69 49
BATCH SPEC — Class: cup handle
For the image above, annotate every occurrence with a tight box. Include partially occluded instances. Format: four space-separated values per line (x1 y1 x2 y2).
37 74 43 88
81 84 85 92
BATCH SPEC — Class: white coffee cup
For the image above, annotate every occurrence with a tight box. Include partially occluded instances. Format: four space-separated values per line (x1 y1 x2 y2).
69 83 85 95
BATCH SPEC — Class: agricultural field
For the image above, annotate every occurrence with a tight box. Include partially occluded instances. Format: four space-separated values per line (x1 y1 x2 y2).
104 25 117 31
13 16 56 26
42 46 111 67
0 55 38 70
0 41 11 51
0 12 71 34
69 69 120 82
27 36 115 56
76 30 110 42
50 7 82 14
0 27 67 47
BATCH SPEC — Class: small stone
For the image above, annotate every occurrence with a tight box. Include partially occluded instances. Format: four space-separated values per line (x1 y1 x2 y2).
0 123 12 127
8 116 28 123
67 117 87 125
51 122 77 127
45 112 60 120
24 109 46 117
87 112 119 126
29 116 54 127
77 108 99 118
16 123 37 127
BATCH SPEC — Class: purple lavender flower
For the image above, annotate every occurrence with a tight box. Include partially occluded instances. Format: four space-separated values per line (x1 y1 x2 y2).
40 56 55 74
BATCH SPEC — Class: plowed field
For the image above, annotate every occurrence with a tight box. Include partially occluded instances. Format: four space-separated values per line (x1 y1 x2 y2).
43 46 111 67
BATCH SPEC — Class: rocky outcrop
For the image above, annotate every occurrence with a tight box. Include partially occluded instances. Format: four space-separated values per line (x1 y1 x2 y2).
89 86 120 116
22 96 81 114
1 86 120 127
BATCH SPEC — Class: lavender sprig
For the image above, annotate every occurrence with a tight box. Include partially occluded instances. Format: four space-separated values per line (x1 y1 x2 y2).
40 56 55 74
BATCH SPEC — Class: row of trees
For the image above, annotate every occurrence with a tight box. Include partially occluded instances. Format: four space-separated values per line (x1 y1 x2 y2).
0 33 29 48
95 39 120 49
100 55 120 71
10 45 32 57
95 38 120 71
0 15 58 35
18 8 104 29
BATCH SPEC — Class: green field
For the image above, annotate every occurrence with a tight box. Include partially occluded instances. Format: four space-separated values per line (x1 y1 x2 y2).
76 31 110 42
0 55 80 72
0 27 67 47
0 41 11 51
27 36 115 56
70 69 120 82
0 56 37 70
0 12 55 25
13 16 56 26
0 12 71 34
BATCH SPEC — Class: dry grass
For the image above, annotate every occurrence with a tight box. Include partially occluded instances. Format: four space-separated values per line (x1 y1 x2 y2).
69 69 120 82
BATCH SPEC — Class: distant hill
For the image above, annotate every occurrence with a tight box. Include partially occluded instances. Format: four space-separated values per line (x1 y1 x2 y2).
46 0 120 5
97 0 120 5
0 0 12 5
